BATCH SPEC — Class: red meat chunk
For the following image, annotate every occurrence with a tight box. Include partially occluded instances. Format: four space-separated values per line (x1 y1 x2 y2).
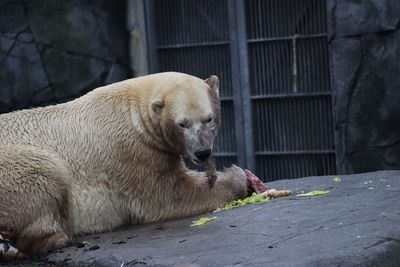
245 169 268 193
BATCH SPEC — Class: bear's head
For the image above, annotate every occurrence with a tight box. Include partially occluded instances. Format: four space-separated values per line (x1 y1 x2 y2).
150 73 221 165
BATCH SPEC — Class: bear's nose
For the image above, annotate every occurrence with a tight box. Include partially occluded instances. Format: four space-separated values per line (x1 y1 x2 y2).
194 149 212 162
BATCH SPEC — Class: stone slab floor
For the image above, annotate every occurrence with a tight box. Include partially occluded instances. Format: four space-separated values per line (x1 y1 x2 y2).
3 171 400 267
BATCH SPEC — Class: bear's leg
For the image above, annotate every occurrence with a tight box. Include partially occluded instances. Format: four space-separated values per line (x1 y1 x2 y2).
0 145 72 258
16 231 71 256
149 165 250 221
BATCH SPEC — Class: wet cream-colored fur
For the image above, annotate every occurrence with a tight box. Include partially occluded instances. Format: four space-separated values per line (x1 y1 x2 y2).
0 72 248 256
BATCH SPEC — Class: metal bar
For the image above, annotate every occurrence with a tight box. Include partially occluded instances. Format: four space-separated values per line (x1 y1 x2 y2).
326 5 340 174
230 0 255 171
247 33 328 44
292 35 298 93
239 0 255 171
143 0 158 73
220 97 234 101
251 92 331 99
227 0 246 168
157 41 230 50
213 152 237 157
254 150 335 156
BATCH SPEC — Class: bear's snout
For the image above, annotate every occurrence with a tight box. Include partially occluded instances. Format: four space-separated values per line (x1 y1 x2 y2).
194 149 212 163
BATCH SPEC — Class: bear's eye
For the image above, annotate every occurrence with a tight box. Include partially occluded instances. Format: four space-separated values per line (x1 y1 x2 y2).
206 116 213 123
179 120 189 128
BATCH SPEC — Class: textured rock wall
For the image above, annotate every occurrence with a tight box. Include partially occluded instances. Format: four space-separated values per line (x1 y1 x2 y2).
328 0 400 173
0 0 131 114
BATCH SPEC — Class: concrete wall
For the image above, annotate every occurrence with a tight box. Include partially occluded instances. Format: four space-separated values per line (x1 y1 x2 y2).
127 0 149 77
328 0 400 173
0 0 131 113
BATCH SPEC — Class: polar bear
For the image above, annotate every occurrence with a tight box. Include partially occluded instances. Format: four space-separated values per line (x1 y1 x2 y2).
0 72 250 258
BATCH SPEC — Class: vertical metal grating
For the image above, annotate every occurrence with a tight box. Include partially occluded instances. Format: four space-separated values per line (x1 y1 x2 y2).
157 46 233 98
245 0 335 181
151 0 238 169
245 0 327 39
146 0 335 180
154 0 229 46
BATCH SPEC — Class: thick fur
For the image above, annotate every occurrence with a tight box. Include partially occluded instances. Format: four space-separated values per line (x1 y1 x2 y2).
0 72 248 256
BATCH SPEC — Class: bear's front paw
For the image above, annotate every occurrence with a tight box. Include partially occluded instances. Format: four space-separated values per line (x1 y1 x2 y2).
218 165 249 200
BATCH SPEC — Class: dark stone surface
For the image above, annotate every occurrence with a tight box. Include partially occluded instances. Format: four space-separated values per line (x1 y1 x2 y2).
39 45 112 100
0 36 49 113
0 0 131 113
329 0 400 38
329 0 400 174
8 171 400 267
0 0 28 35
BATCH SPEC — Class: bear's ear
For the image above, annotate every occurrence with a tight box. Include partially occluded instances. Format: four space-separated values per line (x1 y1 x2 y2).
205 75 219 97
151 99 164 115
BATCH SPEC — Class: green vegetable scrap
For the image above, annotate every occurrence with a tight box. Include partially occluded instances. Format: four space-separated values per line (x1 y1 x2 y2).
214 193 269 213
297 190 330 197
191 216 218 226
333 177 342 183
